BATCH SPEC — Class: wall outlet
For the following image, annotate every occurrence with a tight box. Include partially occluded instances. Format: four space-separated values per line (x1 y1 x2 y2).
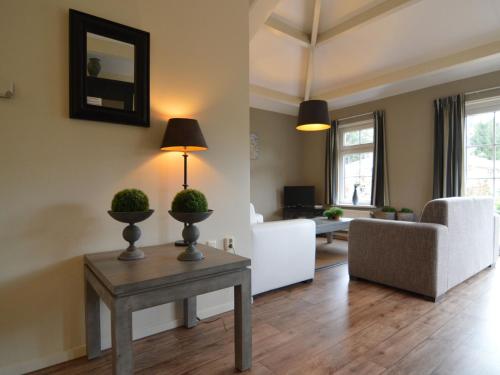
206 240 217 249
223 236 235 252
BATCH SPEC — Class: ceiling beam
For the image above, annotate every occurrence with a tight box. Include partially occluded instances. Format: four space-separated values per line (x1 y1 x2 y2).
249 0 282 41
250 84 302 106
315 40 500 101
304 0 322 100
317 0 423 47
264 14 310 48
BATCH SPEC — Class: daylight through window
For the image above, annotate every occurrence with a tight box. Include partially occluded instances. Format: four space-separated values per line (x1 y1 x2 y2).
337 119 374 205
465 96 500 211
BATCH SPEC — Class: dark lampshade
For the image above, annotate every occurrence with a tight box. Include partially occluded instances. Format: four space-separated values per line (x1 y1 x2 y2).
160 118 208 152
296 100 331 131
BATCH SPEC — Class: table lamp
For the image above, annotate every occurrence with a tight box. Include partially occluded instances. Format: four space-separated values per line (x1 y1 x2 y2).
161 118 208 246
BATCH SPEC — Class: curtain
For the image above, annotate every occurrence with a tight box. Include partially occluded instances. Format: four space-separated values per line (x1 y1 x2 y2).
433 94 464 198
371 110 389 207
325 120 339 205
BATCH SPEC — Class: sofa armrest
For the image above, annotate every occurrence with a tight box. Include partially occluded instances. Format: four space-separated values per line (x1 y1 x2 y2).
348 219 449 299
494 214 500 266
251 219 315 295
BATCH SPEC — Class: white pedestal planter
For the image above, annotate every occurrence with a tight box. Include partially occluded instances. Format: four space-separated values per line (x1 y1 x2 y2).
397 212 417 222
372 211 396 220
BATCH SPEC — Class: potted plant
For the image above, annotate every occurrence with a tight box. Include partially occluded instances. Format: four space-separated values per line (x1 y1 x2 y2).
108 189 154 260
397 207 416 222
373 206 396 220
323 207 344 221
169 189 213 261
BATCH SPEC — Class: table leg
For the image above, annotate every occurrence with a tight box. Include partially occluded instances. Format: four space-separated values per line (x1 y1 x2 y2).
326 232 333 243
111 299 133 375
85 278 101 359
183 297 197 328
234 269 252 371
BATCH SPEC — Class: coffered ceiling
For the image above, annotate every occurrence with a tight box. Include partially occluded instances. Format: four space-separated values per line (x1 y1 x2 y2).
250 0 500 115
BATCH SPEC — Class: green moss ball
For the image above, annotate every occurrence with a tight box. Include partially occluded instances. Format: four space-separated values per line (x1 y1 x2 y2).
111 189 149 212
171 189 208 213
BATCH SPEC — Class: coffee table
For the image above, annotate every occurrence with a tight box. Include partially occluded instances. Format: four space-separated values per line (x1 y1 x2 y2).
313 217 353 243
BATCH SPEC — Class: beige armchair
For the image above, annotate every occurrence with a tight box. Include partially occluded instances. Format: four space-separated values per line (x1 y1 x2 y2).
348 197 496 301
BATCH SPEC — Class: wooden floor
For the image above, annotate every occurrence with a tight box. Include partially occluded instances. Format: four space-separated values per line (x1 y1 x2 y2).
315 238 348 270
33 262 500 375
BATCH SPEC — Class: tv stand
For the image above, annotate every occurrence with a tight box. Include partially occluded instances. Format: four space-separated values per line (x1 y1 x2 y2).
283 206 324 220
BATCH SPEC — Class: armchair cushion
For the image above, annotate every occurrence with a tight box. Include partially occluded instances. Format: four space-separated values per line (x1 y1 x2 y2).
348 219 448 298
250 203 264 224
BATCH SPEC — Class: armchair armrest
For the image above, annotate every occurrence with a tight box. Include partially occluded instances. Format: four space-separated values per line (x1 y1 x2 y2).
348 219 449 299
251 219 315 295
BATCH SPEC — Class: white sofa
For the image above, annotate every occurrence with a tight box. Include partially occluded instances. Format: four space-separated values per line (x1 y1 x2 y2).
250 204 316 295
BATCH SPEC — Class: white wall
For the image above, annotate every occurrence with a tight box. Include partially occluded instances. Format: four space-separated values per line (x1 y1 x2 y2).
250 108 304 220
0 1 250 373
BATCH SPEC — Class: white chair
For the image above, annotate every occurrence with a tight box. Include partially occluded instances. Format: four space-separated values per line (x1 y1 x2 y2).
250 203 316 295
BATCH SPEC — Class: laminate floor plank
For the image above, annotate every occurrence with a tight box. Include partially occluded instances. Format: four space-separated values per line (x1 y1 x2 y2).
30 262 499 375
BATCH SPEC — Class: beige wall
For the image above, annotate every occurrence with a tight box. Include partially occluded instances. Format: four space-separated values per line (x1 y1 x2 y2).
250 108 305 220
303 70 500 214
0 1 249 373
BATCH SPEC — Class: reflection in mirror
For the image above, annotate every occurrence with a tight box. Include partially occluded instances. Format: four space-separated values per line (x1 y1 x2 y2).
86 32 135 111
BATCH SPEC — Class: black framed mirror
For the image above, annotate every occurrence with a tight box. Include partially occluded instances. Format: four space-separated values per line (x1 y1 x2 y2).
69 9 150 127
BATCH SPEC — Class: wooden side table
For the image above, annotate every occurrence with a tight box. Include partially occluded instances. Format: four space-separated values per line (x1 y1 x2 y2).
84 243 252 374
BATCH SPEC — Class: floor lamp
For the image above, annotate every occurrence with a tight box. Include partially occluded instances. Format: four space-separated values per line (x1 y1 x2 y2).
161 118 208 246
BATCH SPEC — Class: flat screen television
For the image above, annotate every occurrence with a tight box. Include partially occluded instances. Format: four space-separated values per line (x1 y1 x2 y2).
284 186 315 208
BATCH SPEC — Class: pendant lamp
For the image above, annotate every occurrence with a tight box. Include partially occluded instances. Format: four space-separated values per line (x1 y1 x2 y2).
296 99 331 131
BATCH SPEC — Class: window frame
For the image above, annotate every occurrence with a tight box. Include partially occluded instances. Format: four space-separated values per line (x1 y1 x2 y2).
337 119 375 207
464 98 500 210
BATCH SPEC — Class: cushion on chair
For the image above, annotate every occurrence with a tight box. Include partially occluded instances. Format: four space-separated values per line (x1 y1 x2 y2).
250 203 264 224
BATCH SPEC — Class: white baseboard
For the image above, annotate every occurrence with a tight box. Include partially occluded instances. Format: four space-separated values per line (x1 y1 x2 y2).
0 301 235 375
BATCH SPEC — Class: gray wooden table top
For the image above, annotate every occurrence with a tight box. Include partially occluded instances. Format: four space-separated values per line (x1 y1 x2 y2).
84 243 251 296
313 217 353 234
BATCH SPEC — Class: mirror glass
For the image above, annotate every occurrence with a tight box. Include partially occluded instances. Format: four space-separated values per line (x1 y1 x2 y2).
86 32 135 111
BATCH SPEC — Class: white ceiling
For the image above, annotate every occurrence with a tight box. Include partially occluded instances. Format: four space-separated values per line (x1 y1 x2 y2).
250 0 500 115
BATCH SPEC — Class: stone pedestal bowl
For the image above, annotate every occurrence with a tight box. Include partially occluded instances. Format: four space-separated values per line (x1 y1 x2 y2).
168 210 213 261
108 209 154 260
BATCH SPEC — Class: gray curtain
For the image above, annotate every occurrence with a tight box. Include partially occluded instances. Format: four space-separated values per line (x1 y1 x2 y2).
371 110 389 207
325 120 339 205
433 94 464 198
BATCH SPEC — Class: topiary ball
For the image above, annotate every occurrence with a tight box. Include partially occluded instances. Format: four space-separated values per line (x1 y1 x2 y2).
111 189 150 212
171 189 208 213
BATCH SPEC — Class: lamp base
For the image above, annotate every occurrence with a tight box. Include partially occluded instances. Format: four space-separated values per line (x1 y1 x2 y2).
175 239 187 247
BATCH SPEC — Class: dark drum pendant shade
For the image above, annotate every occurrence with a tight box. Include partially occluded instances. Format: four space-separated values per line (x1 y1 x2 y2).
296 100 331 131
160 118 208 151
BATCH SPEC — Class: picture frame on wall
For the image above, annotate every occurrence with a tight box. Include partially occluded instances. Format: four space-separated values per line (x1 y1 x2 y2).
69 9 150 127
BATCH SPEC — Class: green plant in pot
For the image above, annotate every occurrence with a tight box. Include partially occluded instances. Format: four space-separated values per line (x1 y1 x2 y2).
169 189 213 261
397 207 416 222
108 189 154 260
373 206 397 220
323 207 344 221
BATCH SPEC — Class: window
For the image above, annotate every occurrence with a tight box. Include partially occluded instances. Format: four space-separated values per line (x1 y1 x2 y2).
337 119 375 205
465 96 500 211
